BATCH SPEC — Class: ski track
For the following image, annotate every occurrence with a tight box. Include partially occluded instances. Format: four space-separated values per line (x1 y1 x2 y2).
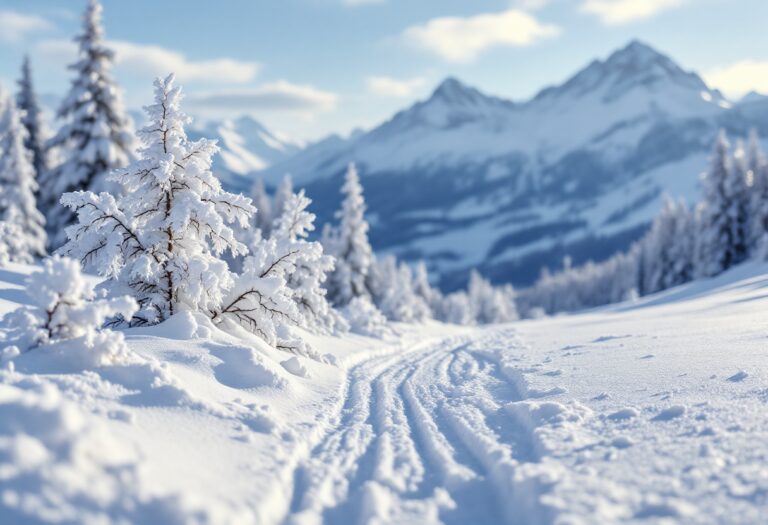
282 328 561 525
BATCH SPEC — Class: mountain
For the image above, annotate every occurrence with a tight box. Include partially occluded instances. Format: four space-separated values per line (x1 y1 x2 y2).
256 40 768 290
187 116 302 190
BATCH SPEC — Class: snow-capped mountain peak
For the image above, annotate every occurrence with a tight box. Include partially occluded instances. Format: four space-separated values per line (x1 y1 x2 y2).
256 40 768 289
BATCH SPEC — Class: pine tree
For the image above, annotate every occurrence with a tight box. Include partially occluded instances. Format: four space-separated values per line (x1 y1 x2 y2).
696 131 738 278
728 139 751 265
641 197 694 293
272 174 293 224
46 0 133 247
0 93 47 260
747 130 768 256
251 176 273 237
60 74 254 325
467 270 518 324
370 256 430 322
16 56 51 191
323 163 375 306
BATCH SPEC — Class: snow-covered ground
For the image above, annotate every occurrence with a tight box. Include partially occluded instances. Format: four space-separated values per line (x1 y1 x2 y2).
2 261 768 524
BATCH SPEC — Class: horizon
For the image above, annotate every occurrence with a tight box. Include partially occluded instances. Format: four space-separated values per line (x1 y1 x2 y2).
0 0 767 141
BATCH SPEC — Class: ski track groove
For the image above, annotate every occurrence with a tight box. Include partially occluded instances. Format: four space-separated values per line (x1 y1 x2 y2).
282 329 561 525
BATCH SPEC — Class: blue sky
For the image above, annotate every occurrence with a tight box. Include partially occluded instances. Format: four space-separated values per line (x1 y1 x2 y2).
0 0 766 142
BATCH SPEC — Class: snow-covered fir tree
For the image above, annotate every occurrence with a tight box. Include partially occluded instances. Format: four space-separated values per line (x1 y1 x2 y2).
747 130 768 256
60 74 254 325
16 57 52 189
640 197 694 294
728 140 752 264
269 189 345 334
370 256 431 323
251 176 273 237
214 188 344 354
0 93 47 261
439 292 474 325
323 163 375 306
467 270 518 324
0 256 137 352
46 0 133 247
413 261 443 314
695 131 740 278
272 174 293 224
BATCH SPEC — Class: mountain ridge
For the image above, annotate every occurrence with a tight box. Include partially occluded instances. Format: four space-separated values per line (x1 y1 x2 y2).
248 40 768 290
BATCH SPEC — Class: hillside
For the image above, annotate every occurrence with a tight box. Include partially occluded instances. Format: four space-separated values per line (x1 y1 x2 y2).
3 257 768 523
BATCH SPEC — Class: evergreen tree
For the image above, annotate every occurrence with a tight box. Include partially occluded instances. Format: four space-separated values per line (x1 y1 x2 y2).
323 163 375 306
251 176 273 237
370 256 430 323
696 131 738 278
747 130 768 256
0 93 47 260
728 140 751 265
467 270 518 324
46 0 133 247
60 74 254 325
272 174 293 224
16 56 52 192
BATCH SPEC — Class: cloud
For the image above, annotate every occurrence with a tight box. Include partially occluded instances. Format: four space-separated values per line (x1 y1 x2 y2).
366 76 426 97
402 9 559 63
581 0 684 25
36 39 259 84
704 60 768 98
0 10 52 41
186 82 338 113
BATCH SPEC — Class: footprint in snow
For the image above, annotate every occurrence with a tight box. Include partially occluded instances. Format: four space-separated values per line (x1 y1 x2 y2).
592 392 610 401
727 371 749 382
651 405 686 422
639 354 655 360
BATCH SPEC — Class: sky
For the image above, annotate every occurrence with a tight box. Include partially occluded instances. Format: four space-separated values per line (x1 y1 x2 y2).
0 0 767 143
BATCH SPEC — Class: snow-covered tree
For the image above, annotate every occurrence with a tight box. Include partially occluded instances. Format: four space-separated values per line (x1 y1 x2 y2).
214 188 347 352
46 0 133 247
0 93 47 260
323 163 375 306
60 74 253 325
467 270 518 324
728 140 752 264
16 56 51 189
0 256 136 351
251 176 273 237
696 132 741 277
747 130 768 256
640 197 694 294
0 220 28 265
271 189 346 334
438 292 474 325
272 175 293 224
413 261 443 314
370 256 431 323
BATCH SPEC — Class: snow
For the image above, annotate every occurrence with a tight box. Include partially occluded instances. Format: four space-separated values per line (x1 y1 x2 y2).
3 258 768 523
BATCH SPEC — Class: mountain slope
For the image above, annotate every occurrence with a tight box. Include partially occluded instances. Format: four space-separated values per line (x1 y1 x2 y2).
187 115 302 191
257 41 768 290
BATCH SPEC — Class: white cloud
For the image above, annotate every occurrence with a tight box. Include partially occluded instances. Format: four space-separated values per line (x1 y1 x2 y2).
704 60 768 98
186 82 338 113
0 10 52 42
366 76 426 97
36 39 260 84
581 0 684 25
402 9 559 63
